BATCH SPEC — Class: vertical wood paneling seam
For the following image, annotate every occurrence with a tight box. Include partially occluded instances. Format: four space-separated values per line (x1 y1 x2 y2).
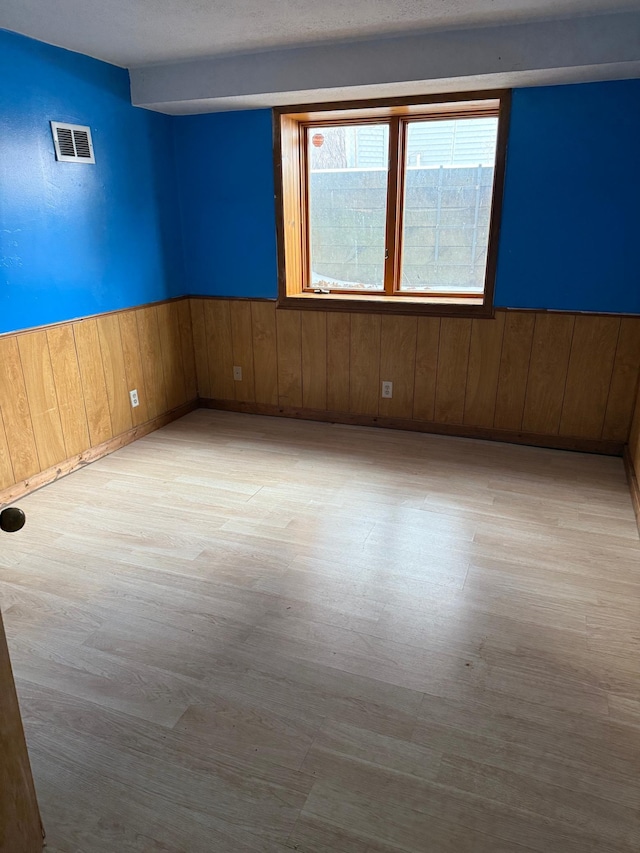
44 330 69 457
521 313 540 427
14 335 43 472
517 313 536 432
347 314 354 411
133 309 147 410
433 318 442 414
171 305 188 405
348 313 354 412
200 299 212 399
0 406 15 484
558 317 577 433
135 307 162 415
300 312 305 406
325 312 329 412
410 315 420 417
96 314 124 436
488 316 506 428
249 304 258 405
377 312 383 411
599 319 623 440
77 321 114 441
273 304 281 404
150 306 166 408
188 304 200 401
249 299 256 398
323 311 328 410
632 370 640 443
202 299 215 397
288 309 302 407
152 306 170 409
70 321 93 443
95 319 109 420
459 320 474 423
298 311 303 407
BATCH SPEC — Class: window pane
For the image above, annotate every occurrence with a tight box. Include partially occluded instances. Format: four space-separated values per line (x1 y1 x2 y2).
399 117 498 294
308 123 389 291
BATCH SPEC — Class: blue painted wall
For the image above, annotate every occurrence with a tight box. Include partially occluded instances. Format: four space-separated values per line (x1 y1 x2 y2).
0 30 183 334
174 81 640 314
2 27 639 327
495 81 640 313
173 110 278 299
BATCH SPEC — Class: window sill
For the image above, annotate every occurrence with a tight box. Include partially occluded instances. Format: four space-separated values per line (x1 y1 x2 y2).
277 291 493 318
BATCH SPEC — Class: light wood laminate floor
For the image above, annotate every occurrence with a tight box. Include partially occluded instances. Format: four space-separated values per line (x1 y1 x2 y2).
2 410 640 853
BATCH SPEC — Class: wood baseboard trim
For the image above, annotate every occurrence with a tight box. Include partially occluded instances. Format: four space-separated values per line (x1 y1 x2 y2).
200 399 625 457
0 400 198 508
623 446 640 533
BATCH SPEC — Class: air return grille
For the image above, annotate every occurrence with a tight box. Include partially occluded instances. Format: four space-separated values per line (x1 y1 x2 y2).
50 122 95 163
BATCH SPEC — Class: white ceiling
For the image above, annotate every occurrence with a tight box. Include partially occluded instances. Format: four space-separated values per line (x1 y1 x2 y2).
1 0 639 68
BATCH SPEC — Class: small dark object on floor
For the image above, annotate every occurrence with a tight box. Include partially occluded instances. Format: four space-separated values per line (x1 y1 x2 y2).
0 506 26 533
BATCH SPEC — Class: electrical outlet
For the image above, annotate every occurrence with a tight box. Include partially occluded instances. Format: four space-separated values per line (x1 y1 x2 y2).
129 389 139 408
233 366 243 381
382 381 393 399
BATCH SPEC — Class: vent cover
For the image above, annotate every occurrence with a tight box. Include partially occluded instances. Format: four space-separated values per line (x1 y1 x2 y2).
50 122 95 164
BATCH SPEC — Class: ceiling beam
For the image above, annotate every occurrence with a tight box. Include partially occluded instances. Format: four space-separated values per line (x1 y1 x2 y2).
130 11 640 114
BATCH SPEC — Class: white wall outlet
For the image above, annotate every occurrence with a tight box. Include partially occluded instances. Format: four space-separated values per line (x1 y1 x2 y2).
233 366 243 381
382 380 393 399
129 389 139 408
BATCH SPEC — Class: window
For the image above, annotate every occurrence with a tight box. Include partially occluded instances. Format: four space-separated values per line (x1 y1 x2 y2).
275 91 510 316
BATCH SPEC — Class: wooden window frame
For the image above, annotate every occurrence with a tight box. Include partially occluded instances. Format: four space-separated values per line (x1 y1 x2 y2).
274 90 511 317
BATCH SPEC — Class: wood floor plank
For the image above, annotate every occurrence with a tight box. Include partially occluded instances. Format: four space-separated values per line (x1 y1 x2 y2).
436 754 639 849
299 779 541 853
175 693 323 772
18 682 309 849
300 719 441 783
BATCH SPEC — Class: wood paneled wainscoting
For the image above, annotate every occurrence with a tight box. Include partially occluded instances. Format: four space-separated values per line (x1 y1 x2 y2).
2 296 639 507
191 298 640 457
0 299 198 504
